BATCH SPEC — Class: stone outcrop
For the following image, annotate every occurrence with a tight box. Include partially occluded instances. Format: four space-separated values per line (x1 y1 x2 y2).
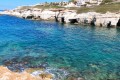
0 66 53 80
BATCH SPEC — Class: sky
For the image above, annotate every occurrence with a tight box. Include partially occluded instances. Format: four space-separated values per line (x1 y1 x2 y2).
0 0 68 10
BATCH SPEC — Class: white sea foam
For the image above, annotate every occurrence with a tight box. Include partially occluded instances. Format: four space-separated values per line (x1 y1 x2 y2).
31 67 69 80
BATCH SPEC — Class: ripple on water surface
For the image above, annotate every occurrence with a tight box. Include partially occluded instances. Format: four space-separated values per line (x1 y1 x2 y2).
0 15 120 80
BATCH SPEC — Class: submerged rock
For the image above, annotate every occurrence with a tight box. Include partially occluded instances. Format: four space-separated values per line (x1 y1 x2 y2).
2 58 28 72
39 73 53 79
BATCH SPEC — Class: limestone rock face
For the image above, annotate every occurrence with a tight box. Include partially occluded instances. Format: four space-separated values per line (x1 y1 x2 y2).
1 8 120 27
40 10 55 20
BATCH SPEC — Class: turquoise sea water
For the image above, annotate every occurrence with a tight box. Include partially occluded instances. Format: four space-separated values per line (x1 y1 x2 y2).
0 15 120 80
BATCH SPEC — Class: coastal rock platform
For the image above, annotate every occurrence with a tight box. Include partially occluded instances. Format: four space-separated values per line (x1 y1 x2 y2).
0 66 53 80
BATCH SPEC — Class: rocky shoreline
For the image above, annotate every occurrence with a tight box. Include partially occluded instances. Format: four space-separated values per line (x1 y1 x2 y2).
0 66 54 80
0 8 120 28
0 65 82 80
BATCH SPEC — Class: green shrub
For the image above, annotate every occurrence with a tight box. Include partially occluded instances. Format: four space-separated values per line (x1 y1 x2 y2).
101 0 113 4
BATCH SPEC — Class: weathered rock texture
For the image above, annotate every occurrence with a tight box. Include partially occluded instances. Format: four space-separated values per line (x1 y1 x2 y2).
0 66 52 80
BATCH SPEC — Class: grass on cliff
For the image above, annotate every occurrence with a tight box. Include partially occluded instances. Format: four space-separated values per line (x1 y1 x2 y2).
19 1 120 14
101 0 113 4
33 5 64 9
70 2 120 13
33 2 120 13
18 5 64 10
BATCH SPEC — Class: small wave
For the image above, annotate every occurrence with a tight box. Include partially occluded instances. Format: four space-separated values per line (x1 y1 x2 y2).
31 67 69 80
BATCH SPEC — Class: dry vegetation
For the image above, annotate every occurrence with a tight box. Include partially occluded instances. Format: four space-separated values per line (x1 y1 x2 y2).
33 5 64 9
70 2 120 13
18 0 120 13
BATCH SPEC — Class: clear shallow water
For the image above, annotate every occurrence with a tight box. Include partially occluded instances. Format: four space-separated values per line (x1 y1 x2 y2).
0 15 120 80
